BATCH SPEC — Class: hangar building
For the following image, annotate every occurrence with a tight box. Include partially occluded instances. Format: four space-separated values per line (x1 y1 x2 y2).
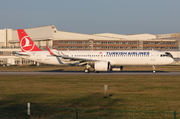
0 25 180 65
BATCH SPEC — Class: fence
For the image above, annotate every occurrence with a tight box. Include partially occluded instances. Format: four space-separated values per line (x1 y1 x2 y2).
0 106 179 119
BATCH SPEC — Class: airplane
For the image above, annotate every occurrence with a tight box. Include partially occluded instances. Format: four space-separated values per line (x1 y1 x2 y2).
15 29 174 73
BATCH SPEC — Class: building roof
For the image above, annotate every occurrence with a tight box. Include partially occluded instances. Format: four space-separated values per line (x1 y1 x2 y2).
93 33 157 40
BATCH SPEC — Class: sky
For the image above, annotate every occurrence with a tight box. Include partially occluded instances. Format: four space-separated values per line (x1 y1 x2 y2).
0 0 180 35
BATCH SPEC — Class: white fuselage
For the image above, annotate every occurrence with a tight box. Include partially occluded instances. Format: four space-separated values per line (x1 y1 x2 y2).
17 50 174 66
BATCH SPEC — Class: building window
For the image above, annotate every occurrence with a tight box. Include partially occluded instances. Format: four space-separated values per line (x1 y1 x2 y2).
108 42 113 44
132 47 137 49
0 51 3 55
102 42 107 44
58 41 63 44
166 42 171 45
166 47 171 49
144 47 148 49
77 41 82 44
102 46 107 49
126 42 131 45
114 42 119 44
132 42 137 45
64 46 70 49
84 42 89 44
161 47 165 49
108 46 113 49
71 41 76 44
96 46 101 49
143 42 148 45
77 46 82 49
155 42 160 45
64 41 70 44
161 42 165 45
96 42 101 44
58 46 63 49
155 47 160 49
126 46 131 49
150 47 154 49
120 42 125 44
172 42 177 45
150 42 154 45
71 46 76 49
172 47 177 49
84 46 89 49
120 46 125 49
114 46 119 49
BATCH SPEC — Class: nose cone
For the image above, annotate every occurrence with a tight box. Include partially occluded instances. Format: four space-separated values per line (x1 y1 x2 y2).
168 58 174 64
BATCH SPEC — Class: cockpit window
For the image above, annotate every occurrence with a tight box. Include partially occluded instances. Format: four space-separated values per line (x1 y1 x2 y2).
160 54 168 57
165 52 173 58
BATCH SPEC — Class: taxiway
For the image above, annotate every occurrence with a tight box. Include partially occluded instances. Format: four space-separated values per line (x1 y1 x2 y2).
0 71 179 75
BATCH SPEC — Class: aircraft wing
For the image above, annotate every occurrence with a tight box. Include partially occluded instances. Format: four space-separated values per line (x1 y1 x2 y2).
14 53 30 56
46 46 98 62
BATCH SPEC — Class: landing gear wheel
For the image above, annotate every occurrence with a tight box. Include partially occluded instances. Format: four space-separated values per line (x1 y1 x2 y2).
94 71 99 73
84 68 90 73
152 66 156 74
120 66 123 71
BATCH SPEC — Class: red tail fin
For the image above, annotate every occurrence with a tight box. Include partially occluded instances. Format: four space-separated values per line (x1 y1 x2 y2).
17 29 42 52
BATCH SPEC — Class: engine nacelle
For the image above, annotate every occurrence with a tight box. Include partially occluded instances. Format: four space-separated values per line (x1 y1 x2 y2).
94 61 111 71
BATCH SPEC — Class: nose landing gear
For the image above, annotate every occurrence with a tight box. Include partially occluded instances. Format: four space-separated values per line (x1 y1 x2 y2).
152 66 156 73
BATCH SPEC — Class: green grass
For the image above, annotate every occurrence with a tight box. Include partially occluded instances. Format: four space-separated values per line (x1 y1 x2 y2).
1 67 180 118
1 75 180 112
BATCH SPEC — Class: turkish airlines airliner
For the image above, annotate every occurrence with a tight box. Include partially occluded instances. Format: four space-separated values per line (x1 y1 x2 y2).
16 29 174 73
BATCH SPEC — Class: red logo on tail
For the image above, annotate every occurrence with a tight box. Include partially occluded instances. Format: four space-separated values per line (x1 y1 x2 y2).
20 36 35 52
17 29 42 52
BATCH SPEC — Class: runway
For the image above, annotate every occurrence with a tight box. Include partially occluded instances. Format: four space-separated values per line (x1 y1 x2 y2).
0 71 180 75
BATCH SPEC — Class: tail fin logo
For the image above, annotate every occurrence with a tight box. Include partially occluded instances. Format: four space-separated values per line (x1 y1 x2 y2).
20 36 35 52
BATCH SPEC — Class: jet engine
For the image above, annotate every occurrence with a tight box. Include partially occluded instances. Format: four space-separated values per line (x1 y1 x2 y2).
94 61 111 71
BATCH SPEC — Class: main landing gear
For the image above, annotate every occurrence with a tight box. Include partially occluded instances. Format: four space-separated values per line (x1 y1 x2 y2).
152 66 156 73
94 71 99 73
84 68 90 73
120 66 123 71
84 64 91 73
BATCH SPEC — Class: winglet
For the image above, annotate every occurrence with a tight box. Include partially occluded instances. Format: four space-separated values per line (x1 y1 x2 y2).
46 46 54 55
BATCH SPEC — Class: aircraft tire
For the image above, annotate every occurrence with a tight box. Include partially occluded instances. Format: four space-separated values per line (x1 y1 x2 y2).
84 68 90 73
94 71 99 73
